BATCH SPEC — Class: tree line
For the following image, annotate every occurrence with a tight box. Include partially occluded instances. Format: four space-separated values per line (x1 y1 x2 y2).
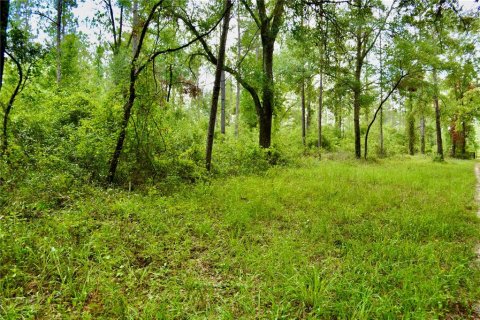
0 0 479 184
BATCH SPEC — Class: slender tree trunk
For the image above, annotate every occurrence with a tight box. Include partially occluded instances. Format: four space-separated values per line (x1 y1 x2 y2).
107 0 165 183
1 53 22 156
420 114 425 154
407 92 415 155
301 77 306 146
221 70 226 134
354 33 363 159
378 33 384 156
235 3 241 138
56 0 62 84
433 69 443 160
461 120 466 156
0 0 9 93
318 69 323 148
167 64 173 102
107 69 136 183
205 0 231 171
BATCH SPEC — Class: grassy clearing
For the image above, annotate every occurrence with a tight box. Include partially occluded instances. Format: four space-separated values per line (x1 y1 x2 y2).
1 158 480 319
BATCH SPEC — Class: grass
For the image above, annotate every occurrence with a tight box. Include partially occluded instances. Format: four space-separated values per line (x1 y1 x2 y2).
1 157 480 319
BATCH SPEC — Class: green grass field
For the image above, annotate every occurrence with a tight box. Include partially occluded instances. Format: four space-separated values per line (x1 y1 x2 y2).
2 158 480 319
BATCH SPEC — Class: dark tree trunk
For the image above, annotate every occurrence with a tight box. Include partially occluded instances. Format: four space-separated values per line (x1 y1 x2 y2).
353 34 362 159
461 120 466 156
0 0 9 93
353 88 361 158
407 92 415 155
107 0 165 183
205 0 232 171
167 64 173 102
259 41 275 148
301 77 306 146
1 52 22 156
420 114 425 154
221 70 226 134
107 69 136 183
433 69 443 160
378 33 384 156
259 111 272 149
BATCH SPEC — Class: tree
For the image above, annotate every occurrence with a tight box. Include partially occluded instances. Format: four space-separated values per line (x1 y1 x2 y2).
348 0 395 159
179 0 286 148
206 0 232 171
107 1 226 183
1 26 44 156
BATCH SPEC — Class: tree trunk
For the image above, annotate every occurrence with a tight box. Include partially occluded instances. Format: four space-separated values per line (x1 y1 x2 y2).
221 70 226 134
0 0 9 93
378 32 384 156
353 33 363 159
433 69 443 160
407 92 415 155
420 114 425 154
353 87 361 159
259 41 275 148
306 83 312 130
205 0 232 171
167 64 173 102
461 120 466 156
107 0 165 183
1 53 22 156
318 69 323 148
56 0 62 84
301 77 306 146
107 69 136 183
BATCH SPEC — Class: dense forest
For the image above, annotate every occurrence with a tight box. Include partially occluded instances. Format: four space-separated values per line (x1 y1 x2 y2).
2 0 480 318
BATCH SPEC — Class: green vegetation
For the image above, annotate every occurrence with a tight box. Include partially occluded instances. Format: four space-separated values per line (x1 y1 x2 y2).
1 1 480 318
2 158 479 319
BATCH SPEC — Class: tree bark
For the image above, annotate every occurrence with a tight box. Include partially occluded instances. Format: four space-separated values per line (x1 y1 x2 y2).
301 77 306 146
259 40 275 148
205 0 232 171
407 92 415 155
378 32 384 156
0 0 9 93
353 32 363 159
420 114 425 154
221 70 226 134
167 64 173 102
461 120 466 156
1 52 22 156
433 68 443 160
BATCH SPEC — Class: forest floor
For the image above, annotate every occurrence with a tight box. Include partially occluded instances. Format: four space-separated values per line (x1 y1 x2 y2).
1 157 480 319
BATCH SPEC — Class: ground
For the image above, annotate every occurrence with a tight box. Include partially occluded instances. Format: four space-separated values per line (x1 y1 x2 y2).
1 157 480 319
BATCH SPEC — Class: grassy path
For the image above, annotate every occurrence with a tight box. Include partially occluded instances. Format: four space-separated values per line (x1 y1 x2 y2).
1 158 480 319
